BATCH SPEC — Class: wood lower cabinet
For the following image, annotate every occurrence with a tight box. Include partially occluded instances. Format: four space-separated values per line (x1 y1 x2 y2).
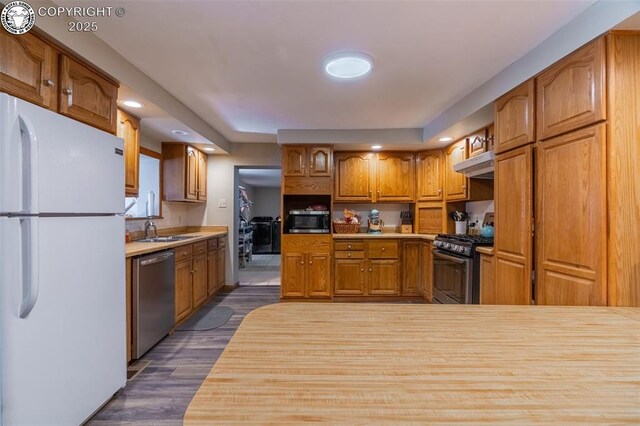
493 145 533 305
0 31 58 111
217 247 226 289
422 240 433 302
334 259 367 296
207 248 218 296
334 152 375 202
117 109 140 196
494 79 535 154
402 241 422 296
281 235 332 298
307 253 332 297
536 124 606 306
125 257 132 362
479 253 495 304
369 260 400 295
416 150 443 201
282 253 306 297
175 258 193 323
163 143 208 202
192 254 208 307
375 152 415 202
59 55 118 134
537 38 606 141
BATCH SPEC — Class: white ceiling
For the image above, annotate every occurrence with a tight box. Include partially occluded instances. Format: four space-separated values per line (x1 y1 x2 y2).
239 169 282 188
89 0 597 143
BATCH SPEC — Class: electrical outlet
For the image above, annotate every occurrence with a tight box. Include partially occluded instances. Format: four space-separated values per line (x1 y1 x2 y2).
218 199 227 208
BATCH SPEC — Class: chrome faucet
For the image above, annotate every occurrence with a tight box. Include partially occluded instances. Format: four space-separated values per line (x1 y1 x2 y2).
144 218 157 240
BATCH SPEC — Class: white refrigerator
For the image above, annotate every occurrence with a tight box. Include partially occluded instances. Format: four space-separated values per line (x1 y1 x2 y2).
0 93 126 425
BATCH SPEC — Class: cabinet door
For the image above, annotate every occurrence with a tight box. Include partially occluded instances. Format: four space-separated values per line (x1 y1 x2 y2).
467 130 487 158
376 152 415 202
334 152 375 202
308 147 332 177
117 109 140 197
444 140 468 201
479 254 496 304
197 150 208 201
307 254 331 297
494 80 535 153
283 146 307 177
0 31 57 111
402 241 422 296
494 145 533 305
58 56 117 134
282 253 306 297
416 202 443 234
422 241 433 302
207 249 218 296
537 38 606 141
185 146 199 200
334 259 366 295
191 255 208 308
175 260 192 322
369 260 400 295
217 248 225 289
536 124 606 306
416 151 442 201
125 258 132 362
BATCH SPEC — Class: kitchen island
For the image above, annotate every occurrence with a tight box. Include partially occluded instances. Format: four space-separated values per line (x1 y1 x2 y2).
185 303 640 424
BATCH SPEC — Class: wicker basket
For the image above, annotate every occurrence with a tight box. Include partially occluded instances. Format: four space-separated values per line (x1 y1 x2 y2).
333 222 360 234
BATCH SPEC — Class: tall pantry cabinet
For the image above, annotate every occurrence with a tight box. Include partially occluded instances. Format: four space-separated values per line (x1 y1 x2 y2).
492 32 640 307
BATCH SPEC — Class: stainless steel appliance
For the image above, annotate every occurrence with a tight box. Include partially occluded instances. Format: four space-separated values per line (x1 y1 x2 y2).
287 210 331 233
272 219 281 253
132 250 175 359
432 234 493 304
252 216 274 253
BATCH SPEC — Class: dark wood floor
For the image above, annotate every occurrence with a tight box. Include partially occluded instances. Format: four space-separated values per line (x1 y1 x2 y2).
87 286 280 425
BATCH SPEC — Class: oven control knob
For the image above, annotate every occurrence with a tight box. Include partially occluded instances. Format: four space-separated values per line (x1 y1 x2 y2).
446 243 452 249
458 246 465 253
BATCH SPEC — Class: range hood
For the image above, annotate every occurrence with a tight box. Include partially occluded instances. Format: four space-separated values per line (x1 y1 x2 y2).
453 150 495 179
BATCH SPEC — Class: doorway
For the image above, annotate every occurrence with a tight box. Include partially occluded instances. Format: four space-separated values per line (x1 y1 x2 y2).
235 167 282 287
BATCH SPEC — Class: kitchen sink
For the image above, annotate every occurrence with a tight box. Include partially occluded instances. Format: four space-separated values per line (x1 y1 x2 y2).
137 235 196 243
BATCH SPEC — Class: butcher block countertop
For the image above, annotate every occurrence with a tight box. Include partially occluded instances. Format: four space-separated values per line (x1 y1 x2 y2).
333 232 437 240
476 246 494 255
185 303 640 424
125 231 227 257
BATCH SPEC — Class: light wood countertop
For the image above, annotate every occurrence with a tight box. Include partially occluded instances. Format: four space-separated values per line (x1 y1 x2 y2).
476 246 494 255
333 233 437 240
185 303 640 424
125 231 227 258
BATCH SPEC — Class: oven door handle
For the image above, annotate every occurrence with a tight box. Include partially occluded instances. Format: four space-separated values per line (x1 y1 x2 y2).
432 249 470 264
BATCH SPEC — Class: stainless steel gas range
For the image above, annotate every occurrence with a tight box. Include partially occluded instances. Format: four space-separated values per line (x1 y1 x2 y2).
432 234 493 304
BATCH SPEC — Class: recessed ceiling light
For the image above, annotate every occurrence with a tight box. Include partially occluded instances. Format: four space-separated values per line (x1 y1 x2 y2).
203 147 215 152
121 100 143 108
438 136 454 142
323 52 373 79
371 145 382 150
171 130 190 136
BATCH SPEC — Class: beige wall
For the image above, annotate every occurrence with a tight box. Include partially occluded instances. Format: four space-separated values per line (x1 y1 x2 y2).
189 143 282 285
252 187 282 218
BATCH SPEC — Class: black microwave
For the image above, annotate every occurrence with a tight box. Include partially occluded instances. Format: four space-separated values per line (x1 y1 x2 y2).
287 210 331 233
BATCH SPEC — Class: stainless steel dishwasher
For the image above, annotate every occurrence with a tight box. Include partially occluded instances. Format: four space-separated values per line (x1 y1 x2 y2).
132 249 175 359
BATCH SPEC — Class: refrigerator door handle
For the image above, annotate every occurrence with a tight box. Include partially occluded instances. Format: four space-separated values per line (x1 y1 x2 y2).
18 114 39 213
19 217 39 318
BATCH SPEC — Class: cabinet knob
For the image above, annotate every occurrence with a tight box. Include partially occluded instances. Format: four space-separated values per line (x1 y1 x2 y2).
360 268 364 272
462 185 466 190
62 88 72 96
438 188 442 195
368 268 372 272
308 261 313 265
300 261 304 265
347 253 351 257
347 245 352 249
43 79 55 87
382 247 386 252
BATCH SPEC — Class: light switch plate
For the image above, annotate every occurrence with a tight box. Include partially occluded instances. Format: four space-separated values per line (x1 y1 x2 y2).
218 199 227 208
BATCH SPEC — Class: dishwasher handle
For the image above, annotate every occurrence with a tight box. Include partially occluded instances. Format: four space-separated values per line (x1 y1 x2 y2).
140 251 174 266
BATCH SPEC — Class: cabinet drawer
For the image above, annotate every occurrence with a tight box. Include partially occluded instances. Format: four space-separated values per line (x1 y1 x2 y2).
335 250 365 259
175 244 193 261
368 241 398 259
194 241 207 256
334 241 364 251
208 238 218 251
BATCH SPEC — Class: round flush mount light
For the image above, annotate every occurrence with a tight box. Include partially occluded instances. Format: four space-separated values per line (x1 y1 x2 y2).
121 100 143 108
171 130 190 136
438 136 454 142
323 52 373 79
371 145 382 150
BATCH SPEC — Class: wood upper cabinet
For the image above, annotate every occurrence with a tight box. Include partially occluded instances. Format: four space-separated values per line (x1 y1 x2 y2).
334 259 366 296
0 31 57 111
307 253 331 297
416 202 444 234
192 254 208 308
537 38 606 141
494 79 535 154
416 150 443 201
334 152 375 202
59 55 117 134
402 241 422 296
536 124 606 306
163 143 207 202
444 140 468 201
494 145 533 305
117 109 140 196
375 152 415 202
467 129 488 158
282 145 332 177
175 259 193 323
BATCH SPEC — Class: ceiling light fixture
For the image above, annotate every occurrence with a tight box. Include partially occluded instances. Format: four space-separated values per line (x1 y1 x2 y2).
171 130 190 136
438 136 454 142
371 145 382 150
323 52 373 79
203 147 215 152
121 100 143 108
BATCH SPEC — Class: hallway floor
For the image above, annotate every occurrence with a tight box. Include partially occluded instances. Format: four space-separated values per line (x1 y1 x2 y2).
238 254 281 286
